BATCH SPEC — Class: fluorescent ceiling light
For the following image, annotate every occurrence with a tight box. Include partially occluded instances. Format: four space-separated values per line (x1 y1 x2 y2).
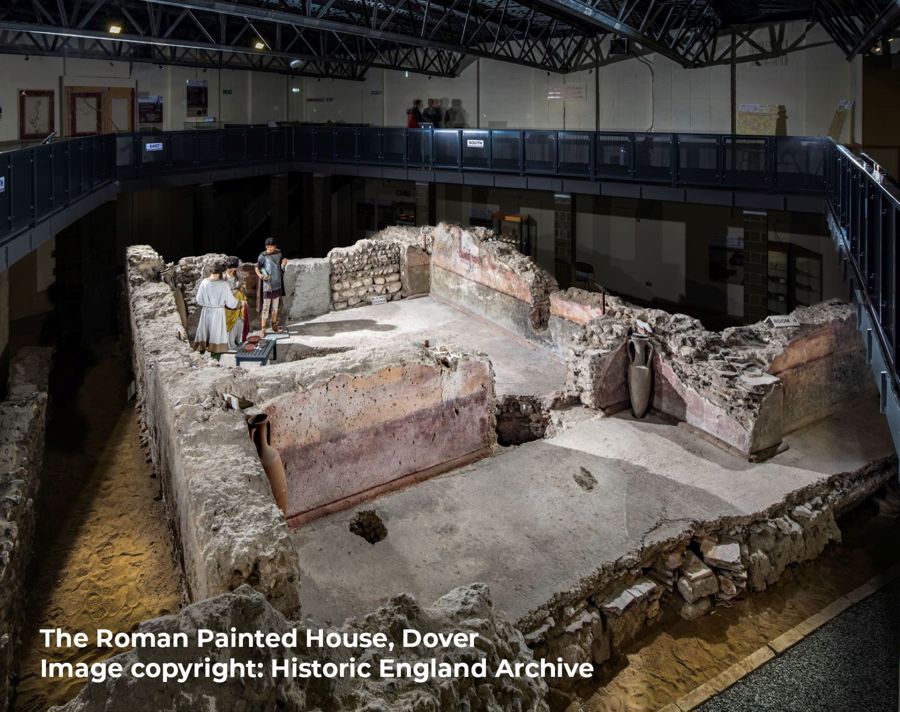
108 24 123 34
254 40 265 50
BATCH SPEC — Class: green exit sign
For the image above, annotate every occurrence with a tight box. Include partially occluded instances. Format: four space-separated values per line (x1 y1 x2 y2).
222 89 233 95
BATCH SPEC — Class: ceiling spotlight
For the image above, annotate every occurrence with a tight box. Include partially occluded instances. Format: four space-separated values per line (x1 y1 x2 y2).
254 40 266 50
108 24 123 34
289 58 302 68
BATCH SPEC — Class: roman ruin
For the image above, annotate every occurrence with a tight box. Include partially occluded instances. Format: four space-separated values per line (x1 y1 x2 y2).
18 221 891 710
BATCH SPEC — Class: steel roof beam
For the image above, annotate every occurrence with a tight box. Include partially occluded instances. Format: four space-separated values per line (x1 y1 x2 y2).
524 0 697 66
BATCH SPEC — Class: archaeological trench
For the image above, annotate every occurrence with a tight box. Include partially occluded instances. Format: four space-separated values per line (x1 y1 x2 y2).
2 222 896 711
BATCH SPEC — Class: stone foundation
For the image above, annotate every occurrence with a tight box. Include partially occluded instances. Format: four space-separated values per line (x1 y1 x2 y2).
524 457 895 687
0 346 52 710
127 246 302 616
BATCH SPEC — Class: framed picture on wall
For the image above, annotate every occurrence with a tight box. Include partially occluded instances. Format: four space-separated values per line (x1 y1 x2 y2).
18 90 54 140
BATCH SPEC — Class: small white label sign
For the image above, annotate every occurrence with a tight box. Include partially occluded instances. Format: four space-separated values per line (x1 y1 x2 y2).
0 176 5 193
765 315 800 328
466 139 484 148
145 141 164 152
369 295 387 305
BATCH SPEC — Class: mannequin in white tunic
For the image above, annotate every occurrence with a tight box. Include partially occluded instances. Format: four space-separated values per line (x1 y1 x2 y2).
193 262 239 359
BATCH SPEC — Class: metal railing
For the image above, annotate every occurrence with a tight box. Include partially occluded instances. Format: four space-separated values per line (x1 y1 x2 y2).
0 133 116 242
130 126 829 193
0 126 831 247
826 144 900 405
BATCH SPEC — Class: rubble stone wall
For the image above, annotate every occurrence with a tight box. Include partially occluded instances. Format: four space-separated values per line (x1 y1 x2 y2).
127 246 301 616
524 458 895 687
252 346 496 524
565 298 872 459
0 347 51 711
430 223 558 340
328 239 403 310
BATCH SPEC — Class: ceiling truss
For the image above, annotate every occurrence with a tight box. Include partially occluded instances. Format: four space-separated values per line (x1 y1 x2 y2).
0 0 895 78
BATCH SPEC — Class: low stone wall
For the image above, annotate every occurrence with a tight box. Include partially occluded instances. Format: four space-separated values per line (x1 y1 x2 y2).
328 239 402 310
564 298 872 459
0 346 52 710
246 345 496 524
430 223 558 341
127 246 302 616
524 457 895 687
53 583 549 712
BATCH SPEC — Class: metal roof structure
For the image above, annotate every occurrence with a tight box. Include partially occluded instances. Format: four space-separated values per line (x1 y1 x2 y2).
0 0 897 79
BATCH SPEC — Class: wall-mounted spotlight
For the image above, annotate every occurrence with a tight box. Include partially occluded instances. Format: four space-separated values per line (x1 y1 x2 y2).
254 40 266 50
289 58 302 69
108 24 123 34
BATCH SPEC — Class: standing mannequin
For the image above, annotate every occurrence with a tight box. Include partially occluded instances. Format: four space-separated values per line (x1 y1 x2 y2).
193 261 239 360
255 237 288 337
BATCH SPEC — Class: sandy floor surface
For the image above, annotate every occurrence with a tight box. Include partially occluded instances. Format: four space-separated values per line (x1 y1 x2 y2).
13 349 183 711
569 497 900 712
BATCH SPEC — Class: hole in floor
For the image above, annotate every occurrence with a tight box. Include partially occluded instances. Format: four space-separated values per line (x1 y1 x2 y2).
573 466 597 491
349 510 387 544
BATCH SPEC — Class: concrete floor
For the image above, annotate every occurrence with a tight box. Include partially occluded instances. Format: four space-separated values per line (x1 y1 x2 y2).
292 398 894 626
223 296 567 398
698 580 900 712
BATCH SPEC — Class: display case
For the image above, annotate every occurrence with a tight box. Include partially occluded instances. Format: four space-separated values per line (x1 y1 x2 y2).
491 212 532 257
767 242 822 314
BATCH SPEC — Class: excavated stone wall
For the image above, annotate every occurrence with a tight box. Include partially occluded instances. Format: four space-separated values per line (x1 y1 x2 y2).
127 246 302 616
0 346 51 710
430 223 558 341
563 295 872 459
282 258 331 321
243 345 497 525
53 583 549 712
523 457 895 687
328 239 403 310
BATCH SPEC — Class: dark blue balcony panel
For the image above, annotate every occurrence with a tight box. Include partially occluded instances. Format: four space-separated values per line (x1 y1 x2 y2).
677 134 720 185
724 136 769 187
491 131 522 173
34 145 53 218
558 132 593 177
334 129 357 162
595 134 633 179
433 130 461 169
359 130 382 163
634 134 674 181
776 136 827 191
524 131 557 174
382 129 406 165
407 130 432 168
461 130 490 170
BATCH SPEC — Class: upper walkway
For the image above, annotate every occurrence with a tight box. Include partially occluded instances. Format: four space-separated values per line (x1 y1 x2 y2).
0 125 833 271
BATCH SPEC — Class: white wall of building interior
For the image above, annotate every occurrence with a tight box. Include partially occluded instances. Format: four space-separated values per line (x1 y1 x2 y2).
0 22 860 143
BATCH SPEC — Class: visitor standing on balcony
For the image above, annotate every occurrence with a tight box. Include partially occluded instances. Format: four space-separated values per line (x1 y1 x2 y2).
422 98 443 127
193 261 239 361
255 237 289 337
407 99 423 128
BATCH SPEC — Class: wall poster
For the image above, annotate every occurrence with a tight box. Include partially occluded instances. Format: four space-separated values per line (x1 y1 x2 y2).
18 89 54 139
186 80 208 117
138 94 164 124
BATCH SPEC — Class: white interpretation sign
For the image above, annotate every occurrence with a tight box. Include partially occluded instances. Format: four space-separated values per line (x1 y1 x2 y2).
466 139 484 148
765 315 800 328
145 142 164 152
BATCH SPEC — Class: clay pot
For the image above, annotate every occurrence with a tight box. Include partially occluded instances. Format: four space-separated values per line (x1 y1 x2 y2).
161 271 189 330
628 334 654 418
247 413 289 515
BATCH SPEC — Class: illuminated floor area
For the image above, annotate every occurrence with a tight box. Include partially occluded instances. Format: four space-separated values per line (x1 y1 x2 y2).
13 350 182 712
223 296 568 398
292 397 893 627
